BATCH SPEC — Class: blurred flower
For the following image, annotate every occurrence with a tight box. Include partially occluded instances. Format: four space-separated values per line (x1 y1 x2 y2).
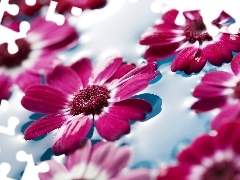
191 53 240 130
21 57 158 155
157 122 240 180
38 140 151 180
0 17 79 101
140 9 240 74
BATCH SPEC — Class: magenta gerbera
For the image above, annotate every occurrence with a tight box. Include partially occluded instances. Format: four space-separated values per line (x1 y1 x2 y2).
157 122 240 180
0 16 78 101
140 8 240 74
191 53 240 130
21 56 158 155
38 139 151 180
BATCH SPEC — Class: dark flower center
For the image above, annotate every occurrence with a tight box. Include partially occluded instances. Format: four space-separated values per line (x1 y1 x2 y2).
233 81 240 99
70 85 110 116
184 20 212 44
202 161 239 180
0 38 31 68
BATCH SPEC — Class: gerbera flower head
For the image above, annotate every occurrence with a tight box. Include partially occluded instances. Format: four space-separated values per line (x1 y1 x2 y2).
191 53 240 130
157 122 240 180
38 139 152 180
21 56 158 155
0 16 79 102
140 8 240 74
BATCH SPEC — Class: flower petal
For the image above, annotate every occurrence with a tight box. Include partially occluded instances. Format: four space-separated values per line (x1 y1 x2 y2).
53 115 93 155
231 52 240 76
112 169 151 180
24 114 68 140
211 103 240 130
201 71 235 87
38 160 69 180
212 11 233 25
144 42 182 61
218 33 240 52
93 57 123 85
46 65 82 95
203 43 232 66
192 84 231 98
0 74 13 101
21 85 69 114
162 9 179 24
15 71 41 91
191 97 227 113
65 140 92 178
112 74 150 102
107 98 152 120
95 113 130 141
70 58 93 88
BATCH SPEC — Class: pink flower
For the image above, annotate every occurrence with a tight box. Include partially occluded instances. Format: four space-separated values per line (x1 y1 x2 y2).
191 53 240 130
21 56 158 155
38 140 151 180
0 17 79 101
157 122 240 180
140 9 240 74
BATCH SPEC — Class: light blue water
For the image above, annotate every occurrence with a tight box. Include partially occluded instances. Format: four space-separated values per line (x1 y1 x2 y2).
0 0 228 179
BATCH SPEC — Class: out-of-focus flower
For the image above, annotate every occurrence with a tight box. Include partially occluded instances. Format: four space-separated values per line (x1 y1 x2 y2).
0 17 79 101
140 9 240 74
191 53 240 130
157 122 240 180
38 140 151 180
21 57 158 155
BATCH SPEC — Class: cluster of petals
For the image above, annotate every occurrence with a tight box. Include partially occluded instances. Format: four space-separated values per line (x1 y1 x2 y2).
140 8 240 74
0 17 78 102
21 56 158 155
7 0 107 18
38 139 151 180
191 53 240 130
157 122 240 180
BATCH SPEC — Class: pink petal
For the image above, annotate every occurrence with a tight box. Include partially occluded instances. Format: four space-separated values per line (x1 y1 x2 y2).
144 42 182 61
171 46 207 74
183 10 202 21
211 103 240 130
29 17 78 51
162 9 179 24
21 85 69 114
201 71 235 87
0 74 13 101
95 113 130 141
203 43 233 66
218 33 240 52
212 11 233 25
107 98 152 120
157 165 190 180
100 146 131 178
93 57 123 84
46 65 82 95
112 74 150 102
192 84 229 98
178 135 215 163
38 160 68 180
231 53 240 76
65 140 91 175
112 169 151 180
24 114 67 140
106 63 136 83
53 115 93 155
15 71 41 91
230 123 240 154
140 28 180 46
70 58 93 88
191 97 227 113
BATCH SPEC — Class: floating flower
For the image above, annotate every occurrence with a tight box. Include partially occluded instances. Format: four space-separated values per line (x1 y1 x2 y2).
38 140 152 180
157 122 240 180
0 17 79 102
140 8 240 74
191 53 240 130
21 57 158 155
